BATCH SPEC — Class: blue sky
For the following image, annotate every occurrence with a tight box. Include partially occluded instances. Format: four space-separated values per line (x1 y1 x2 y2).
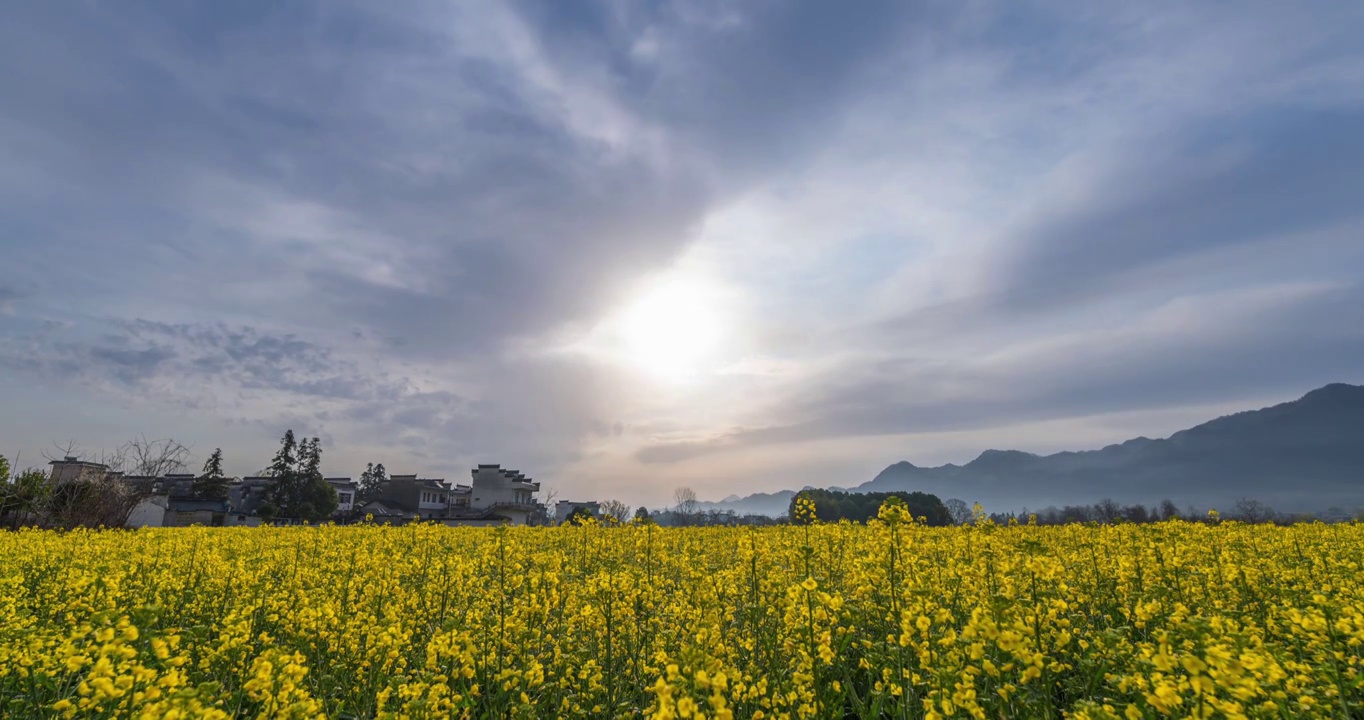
3 1 1363 506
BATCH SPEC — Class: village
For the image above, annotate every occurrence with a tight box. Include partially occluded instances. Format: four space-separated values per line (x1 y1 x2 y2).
45 456 600 528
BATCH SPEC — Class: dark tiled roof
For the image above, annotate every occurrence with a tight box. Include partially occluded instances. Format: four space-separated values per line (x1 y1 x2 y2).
358 500 412 516
169 499 229 513
49 458 110 468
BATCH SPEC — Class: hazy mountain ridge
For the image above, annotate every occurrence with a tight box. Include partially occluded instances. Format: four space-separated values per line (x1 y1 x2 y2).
698 384 1364 516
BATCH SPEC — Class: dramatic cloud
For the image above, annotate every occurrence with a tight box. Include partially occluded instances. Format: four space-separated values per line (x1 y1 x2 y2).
3 1 1363 505
638 281 1364 464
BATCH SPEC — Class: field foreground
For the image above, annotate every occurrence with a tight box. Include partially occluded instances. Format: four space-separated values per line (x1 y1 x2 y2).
2 518 1363 719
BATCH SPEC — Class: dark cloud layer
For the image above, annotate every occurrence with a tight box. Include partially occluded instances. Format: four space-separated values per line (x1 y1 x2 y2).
990 108 1364 312
3 2 1364 501
2 320 388 401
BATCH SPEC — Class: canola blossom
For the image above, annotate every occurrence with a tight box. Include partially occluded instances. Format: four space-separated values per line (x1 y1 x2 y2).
2 513 1363 718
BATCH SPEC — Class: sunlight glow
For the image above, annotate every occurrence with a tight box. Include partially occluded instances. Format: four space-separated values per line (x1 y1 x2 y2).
617 277 725 381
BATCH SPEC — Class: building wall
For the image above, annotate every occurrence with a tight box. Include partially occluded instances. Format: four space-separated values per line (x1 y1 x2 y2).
326 480 358 513
417 489 448 512
127 496 168 528
375 477 452 518
48 459 114 486
469 467 539 509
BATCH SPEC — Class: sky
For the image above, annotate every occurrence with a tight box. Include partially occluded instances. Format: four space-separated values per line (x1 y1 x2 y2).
3 1 1364 508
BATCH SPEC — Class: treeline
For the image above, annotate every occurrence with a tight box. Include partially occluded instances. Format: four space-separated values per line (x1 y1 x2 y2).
649 509 782 527
789 488 952 526
1 430 341 529
977 497 1360 526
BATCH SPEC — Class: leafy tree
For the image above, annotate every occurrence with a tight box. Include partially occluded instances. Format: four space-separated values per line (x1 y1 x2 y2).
633 506 651 524
193 448 230 501
1 460 52 528
358 462 387 502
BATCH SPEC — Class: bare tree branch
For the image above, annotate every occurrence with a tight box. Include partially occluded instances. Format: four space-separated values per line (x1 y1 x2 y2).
41 440 83 463
121 436 192 477
673 487 698 526
599 499 632 524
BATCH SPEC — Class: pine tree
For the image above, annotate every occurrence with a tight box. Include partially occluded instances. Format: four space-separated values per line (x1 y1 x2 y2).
262 430 298 519
264 432 336 522
300 437 322 481
269 430 297 480
193 448 230 501
358 462 387 502
299 438 336 521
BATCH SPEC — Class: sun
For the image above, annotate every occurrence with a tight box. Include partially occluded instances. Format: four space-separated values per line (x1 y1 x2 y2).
616 277 725 381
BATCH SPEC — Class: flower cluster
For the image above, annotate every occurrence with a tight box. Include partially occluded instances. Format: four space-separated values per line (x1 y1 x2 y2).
1 516 1362 717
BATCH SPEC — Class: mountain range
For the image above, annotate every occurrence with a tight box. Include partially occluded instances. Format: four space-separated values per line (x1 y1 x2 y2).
696 383 1364 517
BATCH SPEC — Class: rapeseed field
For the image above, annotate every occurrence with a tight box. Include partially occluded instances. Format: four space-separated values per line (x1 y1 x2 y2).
2 508 1362 718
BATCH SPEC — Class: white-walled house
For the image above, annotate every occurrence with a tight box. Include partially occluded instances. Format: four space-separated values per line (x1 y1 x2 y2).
355 474 453 521
127 475 229 527
463 465 542 525
326 478 358 513
128 495 168 527
354 465 546 526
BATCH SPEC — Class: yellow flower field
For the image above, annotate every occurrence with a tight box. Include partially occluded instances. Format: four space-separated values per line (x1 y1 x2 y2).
2 514 1362 718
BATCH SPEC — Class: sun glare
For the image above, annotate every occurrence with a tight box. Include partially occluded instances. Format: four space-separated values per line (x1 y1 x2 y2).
617 277 725 381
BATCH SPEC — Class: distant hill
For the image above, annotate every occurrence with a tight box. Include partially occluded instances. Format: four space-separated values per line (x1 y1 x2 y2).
696 383 1364 516
695 488 802 517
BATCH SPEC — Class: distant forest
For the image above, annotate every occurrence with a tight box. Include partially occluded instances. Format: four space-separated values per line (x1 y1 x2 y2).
789 488 952 525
